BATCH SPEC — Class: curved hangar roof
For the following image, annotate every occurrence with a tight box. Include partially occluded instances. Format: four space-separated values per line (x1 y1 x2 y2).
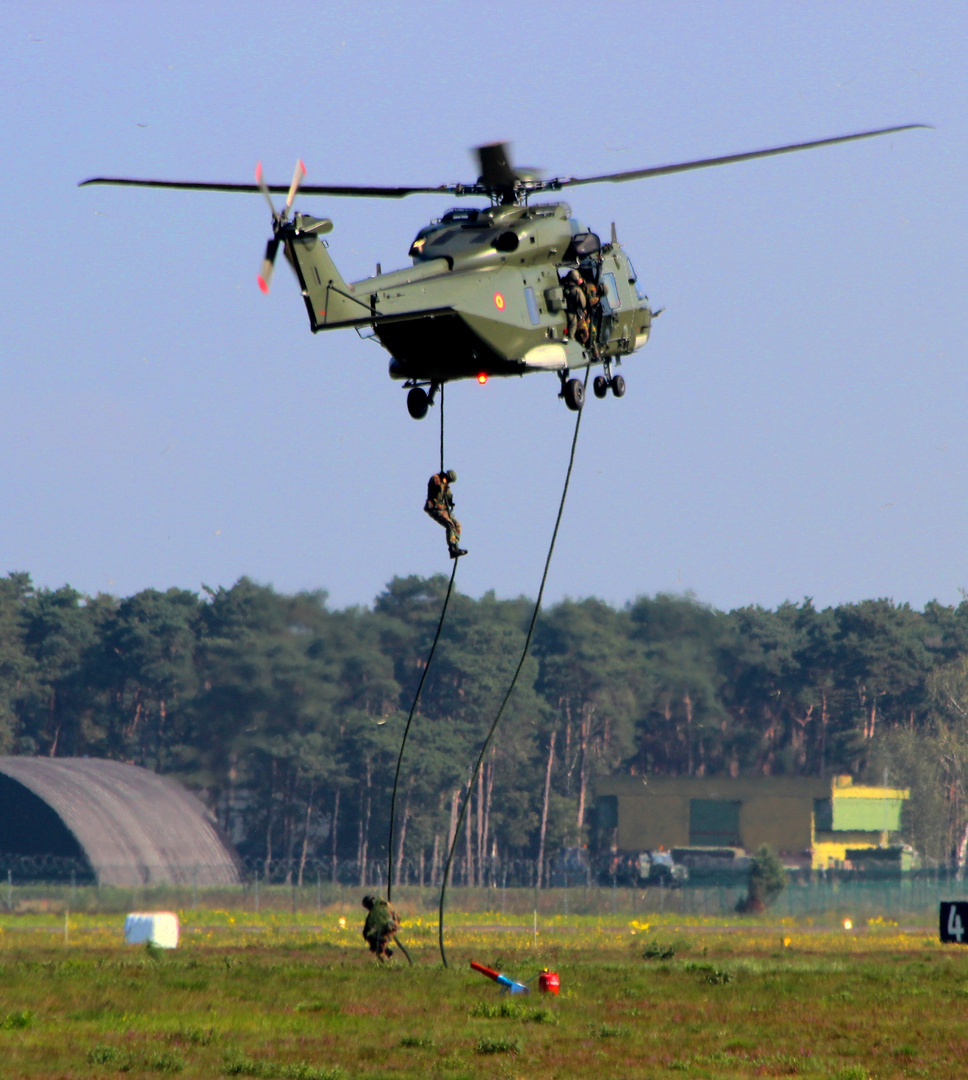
0 757 241 887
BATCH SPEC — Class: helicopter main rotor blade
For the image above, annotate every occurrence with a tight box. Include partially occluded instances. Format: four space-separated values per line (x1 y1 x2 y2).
556 124 931 189
476 142 517 190
79 176 454 198
79 123 928 205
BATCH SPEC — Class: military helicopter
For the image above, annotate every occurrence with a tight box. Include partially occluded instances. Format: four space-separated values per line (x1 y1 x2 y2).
81 126 924 419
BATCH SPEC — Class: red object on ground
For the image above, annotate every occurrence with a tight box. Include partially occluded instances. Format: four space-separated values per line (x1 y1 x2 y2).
538 970 560 994
470 961 501 981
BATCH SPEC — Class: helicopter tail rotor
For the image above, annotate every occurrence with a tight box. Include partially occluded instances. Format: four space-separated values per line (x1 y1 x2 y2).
283 159 306 217
255 160 306 293
254 161 279 222
257 237 280 294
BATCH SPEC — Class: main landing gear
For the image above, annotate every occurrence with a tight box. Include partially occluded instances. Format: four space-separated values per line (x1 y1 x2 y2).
593 373 625 399
593 357 625 400
560 360 625 413
405 381 440 420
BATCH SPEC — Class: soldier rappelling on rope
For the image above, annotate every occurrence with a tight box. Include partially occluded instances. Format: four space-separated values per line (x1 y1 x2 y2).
425 469 467 559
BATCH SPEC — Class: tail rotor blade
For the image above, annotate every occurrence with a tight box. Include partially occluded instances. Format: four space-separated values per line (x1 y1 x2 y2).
283 159 306 218
258 237 280 294
255 158 304 292
255 161 278 221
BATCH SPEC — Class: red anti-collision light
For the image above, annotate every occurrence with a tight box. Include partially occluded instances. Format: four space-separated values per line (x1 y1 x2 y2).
477 373 488 384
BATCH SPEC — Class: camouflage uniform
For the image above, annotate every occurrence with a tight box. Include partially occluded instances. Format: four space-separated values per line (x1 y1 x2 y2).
564 270 605 357
583 278 604 358
425 470 466 558
362 895 400 961
563 270 590 344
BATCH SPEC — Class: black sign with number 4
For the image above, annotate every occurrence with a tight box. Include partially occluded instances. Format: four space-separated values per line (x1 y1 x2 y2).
940 901 968 943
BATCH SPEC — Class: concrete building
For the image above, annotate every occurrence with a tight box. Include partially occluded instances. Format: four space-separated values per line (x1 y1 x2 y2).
596 773 908 869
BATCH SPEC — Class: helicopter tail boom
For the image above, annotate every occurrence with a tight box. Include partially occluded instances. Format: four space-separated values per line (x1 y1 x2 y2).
284 218 371 331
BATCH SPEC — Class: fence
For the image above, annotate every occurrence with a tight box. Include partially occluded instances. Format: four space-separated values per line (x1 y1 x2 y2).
1 855 966 922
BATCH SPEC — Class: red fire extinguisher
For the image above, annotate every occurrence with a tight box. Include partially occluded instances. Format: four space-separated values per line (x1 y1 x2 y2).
538 969 560 995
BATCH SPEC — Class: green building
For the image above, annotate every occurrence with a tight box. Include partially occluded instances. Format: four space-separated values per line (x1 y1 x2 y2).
596 774 908 869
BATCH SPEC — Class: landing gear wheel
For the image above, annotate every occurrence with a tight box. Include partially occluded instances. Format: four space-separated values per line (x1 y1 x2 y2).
407 386 429 420
563 378 585 412
593 375 609 399
611 374 626 398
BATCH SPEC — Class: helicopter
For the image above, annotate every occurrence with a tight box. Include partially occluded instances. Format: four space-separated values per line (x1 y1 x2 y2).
81 126 925 419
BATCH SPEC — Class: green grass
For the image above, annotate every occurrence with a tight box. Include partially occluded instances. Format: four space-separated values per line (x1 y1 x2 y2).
0 910 965 1077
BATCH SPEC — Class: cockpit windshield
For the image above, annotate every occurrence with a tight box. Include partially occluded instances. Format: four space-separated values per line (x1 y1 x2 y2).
627 257 648 301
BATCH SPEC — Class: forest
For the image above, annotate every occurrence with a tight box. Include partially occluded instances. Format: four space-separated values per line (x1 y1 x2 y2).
1 572 967 881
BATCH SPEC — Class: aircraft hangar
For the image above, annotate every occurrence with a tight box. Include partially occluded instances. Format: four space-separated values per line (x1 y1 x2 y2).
0 756 241 887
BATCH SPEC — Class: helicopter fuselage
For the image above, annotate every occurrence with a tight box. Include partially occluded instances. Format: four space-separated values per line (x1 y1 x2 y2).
281 200 652 390
82 125 925 417
80 123 925 418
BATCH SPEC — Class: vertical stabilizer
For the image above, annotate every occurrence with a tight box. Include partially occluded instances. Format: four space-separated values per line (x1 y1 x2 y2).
285 216 369 330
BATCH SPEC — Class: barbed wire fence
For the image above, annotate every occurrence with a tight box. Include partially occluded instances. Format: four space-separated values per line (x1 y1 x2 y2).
1 854 967 921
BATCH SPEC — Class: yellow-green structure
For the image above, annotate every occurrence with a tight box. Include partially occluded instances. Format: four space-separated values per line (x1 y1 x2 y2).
596 774 908 869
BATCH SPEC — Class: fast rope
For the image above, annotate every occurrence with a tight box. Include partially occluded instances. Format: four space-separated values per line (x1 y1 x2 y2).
437 367 590 967
387 383 454 904
439 383 445 473
385 560 457 902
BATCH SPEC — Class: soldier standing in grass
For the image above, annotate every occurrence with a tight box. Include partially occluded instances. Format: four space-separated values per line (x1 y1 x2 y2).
361 895 401 962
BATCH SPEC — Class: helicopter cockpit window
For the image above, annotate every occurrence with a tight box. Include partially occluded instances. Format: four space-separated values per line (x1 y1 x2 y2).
524 287 540 325
601 272 620 311
572 232 601 257
627 257 648 301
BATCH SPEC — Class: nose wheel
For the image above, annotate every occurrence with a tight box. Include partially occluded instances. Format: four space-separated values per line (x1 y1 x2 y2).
405 382 440 420
561 376 585 412
407 387 429 419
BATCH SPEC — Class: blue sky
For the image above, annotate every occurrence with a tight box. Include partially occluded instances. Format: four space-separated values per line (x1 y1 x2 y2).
1 1 963 613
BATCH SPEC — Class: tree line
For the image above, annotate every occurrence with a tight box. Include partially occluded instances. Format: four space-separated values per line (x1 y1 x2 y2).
0 572 966 879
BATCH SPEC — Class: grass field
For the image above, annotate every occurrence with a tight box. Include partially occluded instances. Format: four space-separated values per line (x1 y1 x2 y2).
0 907 965 1079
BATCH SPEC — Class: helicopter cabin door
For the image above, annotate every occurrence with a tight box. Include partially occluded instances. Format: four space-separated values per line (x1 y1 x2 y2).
598 271 622 347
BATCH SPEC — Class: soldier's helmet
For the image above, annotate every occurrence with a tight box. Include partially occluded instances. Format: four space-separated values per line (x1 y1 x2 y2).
445 470 457 483
362 895 376 910
566 269 582 284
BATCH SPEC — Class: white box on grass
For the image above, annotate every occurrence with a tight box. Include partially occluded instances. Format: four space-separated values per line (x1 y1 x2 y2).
124 911 179 948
